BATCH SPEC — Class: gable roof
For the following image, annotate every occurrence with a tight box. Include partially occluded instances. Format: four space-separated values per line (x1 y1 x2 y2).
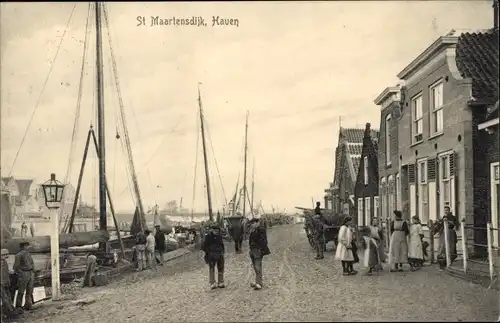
15 179 34 198
456 29 499 103
333 127 379 190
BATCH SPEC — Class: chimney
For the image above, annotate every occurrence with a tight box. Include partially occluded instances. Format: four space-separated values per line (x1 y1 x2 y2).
364 123 371 138
494 0 499 30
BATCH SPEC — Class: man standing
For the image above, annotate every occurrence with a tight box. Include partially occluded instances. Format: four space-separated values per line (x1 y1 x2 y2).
229 219 244 254
313 201 326 260
154 225 166 266
248 218 270 290
13 242 34 311
435 206 459 270
202 222 225 289
1 249 18 319
145 230 156 270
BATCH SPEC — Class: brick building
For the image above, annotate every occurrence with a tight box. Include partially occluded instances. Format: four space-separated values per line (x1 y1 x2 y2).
354 123 380 227
374 86 404 222
375 26 498 254
331 127 366 217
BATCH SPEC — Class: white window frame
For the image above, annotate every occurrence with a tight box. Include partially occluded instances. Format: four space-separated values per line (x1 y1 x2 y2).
365 197 371 227
418 158 429 224
364 156 369 185
396 173 401 211
380 177 386 220
491 162 499 248
385 114 392 166
374 196 379 221
388 175 394 214
439 151 454 218
430 80 444 135
357 198 364 227
412 93 423 143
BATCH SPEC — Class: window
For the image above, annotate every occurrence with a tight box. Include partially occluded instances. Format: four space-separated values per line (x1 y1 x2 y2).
430 81 444 134
357 198 363 227
385 114 392 165
396 173 401 210
412 94 423 143
374 196 379 220
365 197 371 227
388 175 395 214
364 156 369 185
380 177 386 220
440 153 452 213
418 159 429 223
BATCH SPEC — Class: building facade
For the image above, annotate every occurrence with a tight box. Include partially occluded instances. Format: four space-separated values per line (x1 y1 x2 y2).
354 123 380 227
376 27 498 254
331 127 366 217
374 86 403 222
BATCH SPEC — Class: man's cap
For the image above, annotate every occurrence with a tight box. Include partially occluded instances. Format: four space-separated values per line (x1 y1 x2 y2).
19 241 30 248
1 249 9 256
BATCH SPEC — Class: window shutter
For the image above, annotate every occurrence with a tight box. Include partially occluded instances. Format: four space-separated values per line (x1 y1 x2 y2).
408 164 416 184
450 153 455 176
427 158 437 181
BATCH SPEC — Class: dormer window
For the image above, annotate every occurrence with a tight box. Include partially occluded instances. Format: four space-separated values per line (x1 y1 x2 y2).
364 156 369 185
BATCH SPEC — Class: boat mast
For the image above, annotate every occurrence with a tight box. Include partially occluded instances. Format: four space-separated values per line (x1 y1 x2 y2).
198 83 214 222
250 157 255 218
242 111 249 218
95 2 107 234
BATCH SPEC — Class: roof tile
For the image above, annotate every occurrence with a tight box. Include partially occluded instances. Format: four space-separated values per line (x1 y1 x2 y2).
456 29 499 102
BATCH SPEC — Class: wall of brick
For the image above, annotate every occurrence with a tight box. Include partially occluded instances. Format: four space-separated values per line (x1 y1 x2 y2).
378 102 401 180
355 137 380 225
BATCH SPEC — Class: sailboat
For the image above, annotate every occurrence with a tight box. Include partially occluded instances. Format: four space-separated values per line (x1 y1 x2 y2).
1 2 146 255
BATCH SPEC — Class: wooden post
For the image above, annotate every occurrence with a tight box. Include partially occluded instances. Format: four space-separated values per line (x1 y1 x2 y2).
487 222 494 282
429 220 435 264
460 221 467 273
50 208 61 300
443 218 451 267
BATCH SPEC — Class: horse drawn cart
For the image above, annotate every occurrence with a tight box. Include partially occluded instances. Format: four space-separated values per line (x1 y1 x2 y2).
296 207 347 250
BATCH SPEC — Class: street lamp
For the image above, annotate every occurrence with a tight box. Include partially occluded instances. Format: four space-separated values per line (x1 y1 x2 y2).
41 173 65 301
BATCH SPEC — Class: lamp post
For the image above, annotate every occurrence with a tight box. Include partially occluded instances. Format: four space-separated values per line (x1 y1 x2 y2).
41 173 65 301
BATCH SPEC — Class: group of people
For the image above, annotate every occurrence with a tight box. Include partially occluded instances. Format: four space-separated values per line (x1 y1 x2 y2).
1 241 36 319
310 201 459 275
133 225 168 271
201 217 270 290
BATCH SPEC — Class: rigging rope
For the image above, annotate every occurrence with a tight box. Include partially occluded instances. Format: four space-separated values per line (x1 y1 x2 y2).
61 3 92 232
191 108 201 216
203 115 228 208
8 3 77 177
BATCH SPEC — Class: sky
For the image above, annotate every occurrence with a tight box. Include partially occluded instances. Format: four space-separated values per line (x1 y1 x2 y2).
0 1 494 214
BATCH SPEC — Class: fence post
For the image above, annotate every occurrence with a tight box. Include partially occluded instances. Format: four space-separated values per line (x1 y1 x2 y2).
487 222 494 282
460 221 467 274
429 220 434 264
444 218 451 267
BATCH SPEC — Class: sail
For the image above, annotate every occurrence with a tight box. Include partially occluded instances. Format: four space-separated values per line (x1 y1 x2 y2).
130 206 143 235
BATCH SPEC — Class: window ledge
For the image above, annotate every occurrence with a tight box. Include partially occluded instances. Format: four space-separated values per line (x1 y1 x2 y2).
410 140 423 147
429 132 444 140
385 163 392 169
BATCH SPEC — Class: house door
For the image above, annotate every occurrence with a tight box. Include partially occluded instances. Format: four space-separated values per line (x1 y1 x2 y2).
491 162 500 248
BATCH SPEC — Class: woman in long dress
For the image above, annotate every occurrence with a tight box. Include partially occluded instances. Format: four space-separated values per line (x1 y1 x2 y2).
369 217 385 269
389 210 409 272
359 227 381 275
408 216 424 270
334 217 356 275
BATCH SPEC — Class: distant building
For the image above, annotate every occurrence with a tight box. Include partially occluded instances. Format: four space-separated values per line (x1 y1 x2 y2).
354 123 380 227
331 127 377 217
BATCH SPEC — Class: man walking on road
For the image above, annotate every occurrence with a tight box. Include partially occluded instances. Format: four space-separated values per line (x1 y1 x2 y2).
145 230 156 270
202 222 226 289
154 225 166 266
248 218 270 290
13 242 34 311
313 201 326 260
229 219 244 253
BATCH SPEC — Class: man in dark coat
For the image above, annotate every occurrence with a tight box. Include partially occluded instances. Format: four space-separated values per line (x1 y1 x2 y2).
202 222 225 289
154 225 166 266
13 241 34 310
312 201 326 260
248 218 270 290
1 248 19 319
229 219 244 253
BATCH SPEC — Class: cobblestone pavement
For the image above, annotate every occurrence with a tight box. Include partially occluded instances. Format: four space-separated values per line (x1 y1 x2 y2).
24 225 499 322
